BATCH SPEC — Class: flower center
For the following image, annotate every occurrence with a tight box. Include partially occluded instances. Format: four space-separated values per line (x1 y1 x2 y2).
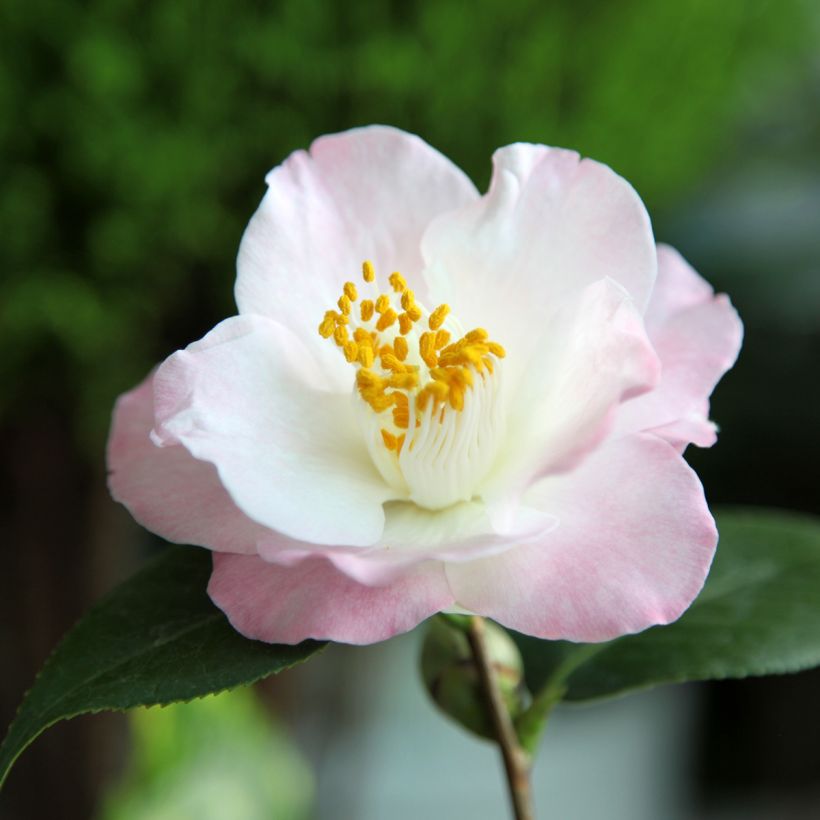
319 261 506 510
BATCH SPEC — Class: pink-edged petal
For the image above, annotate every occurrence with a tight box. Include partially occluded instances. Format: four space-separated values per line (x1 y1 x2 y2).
480 278 660 511
208 552 453 645
615 245 743 445
644 244 715 331
447 434 717 642
108 373 278 554
235 125 478 387
420 142 657 359
152 314 394 548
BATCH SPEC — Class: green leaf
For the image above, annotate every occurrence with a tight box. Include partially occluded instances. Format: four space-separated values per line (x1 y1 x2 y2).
0 547 325 790
515 508 820 703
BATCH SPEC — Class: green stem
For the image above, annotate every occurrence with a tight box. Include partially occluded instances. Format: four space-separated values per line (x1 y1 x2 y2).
467 616 535 820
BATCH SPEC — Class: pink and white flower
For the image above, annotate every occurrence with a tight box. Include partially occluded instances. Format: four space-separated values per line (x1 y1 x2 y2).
107 126 742 645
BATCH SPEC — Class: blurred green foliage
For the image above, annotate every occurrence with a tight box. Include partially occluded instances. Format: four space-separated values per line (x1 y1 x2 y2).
99 689 313 820
0 0 814 450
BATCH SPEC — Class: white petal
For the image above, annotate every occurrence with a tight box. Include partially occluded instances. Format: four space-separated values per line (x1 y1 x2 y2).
152 314 394 547
235 126 478 388
420 142 657 359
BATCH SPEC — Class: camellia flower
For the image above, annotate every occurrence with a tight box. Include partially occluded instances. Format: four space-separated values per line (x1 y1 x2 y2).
108 126 742 645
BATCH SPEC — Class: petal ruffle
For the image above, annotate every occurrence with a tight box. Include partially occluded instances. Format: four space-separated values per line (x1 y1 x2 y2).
274 500 557 586
615 245 743 446
152 314 394 547
446 433 717 642
208 552 453 645
235 125 478 388
420 142 657 360
108 373 268 554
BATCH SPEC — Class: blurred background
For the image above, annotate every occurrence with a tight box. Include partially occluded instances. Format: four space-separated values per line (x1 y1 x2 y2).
1 0 819 817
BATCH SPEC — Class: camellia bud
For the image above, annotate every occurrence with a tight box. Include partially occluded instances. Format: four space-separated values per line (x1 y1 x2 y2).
420 616 531 740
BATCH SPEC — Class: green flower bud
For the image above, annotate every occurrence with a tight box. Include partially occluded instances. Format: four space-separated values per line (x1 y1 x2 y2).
420 616 530 740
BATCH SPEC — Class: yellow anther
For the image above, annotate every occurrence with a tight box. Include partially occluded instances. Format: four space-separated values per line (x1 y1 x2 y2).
380 352 406 372
322 260 508 454
416 380 449 411
343 341 359 363
393 403 410 428
360 299 375 322
318 311 336 338
398 313 413 335
333 325 349 346
356 368 383 389
429 304 450 331
419 331 438 368
449 384 465 411
358 346 375 368
394 336 409 361
460 346 484 368
388 372 419 390
388 272 407 293
370 393 395 412
400 290 416 311
376 308 398 331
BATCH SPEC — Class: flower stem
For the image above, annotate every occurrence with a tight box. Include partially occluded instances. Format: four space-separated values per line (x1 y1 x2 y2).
467 616 535 820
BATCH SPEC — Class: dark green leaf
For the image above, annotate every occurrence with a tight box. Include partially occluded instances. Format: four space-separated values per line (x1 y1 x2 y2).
515 508 820 703
0 547 325 789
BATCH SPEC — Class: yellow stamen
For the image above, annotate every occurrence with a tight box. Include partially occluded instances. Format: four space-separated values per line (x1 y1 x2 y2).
388 272 407 293
419 331 438 368
358 346 375 368
320 261 506 455
360 299 375 322
398 313 413 335
449 383 465 411
429 304 450 330
400 290 416 311
381 429 398 451
380 351 406 372
318 311 336 338
435 329 451 349
333 325 348 346
376 308 397 331
343 341 358 363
